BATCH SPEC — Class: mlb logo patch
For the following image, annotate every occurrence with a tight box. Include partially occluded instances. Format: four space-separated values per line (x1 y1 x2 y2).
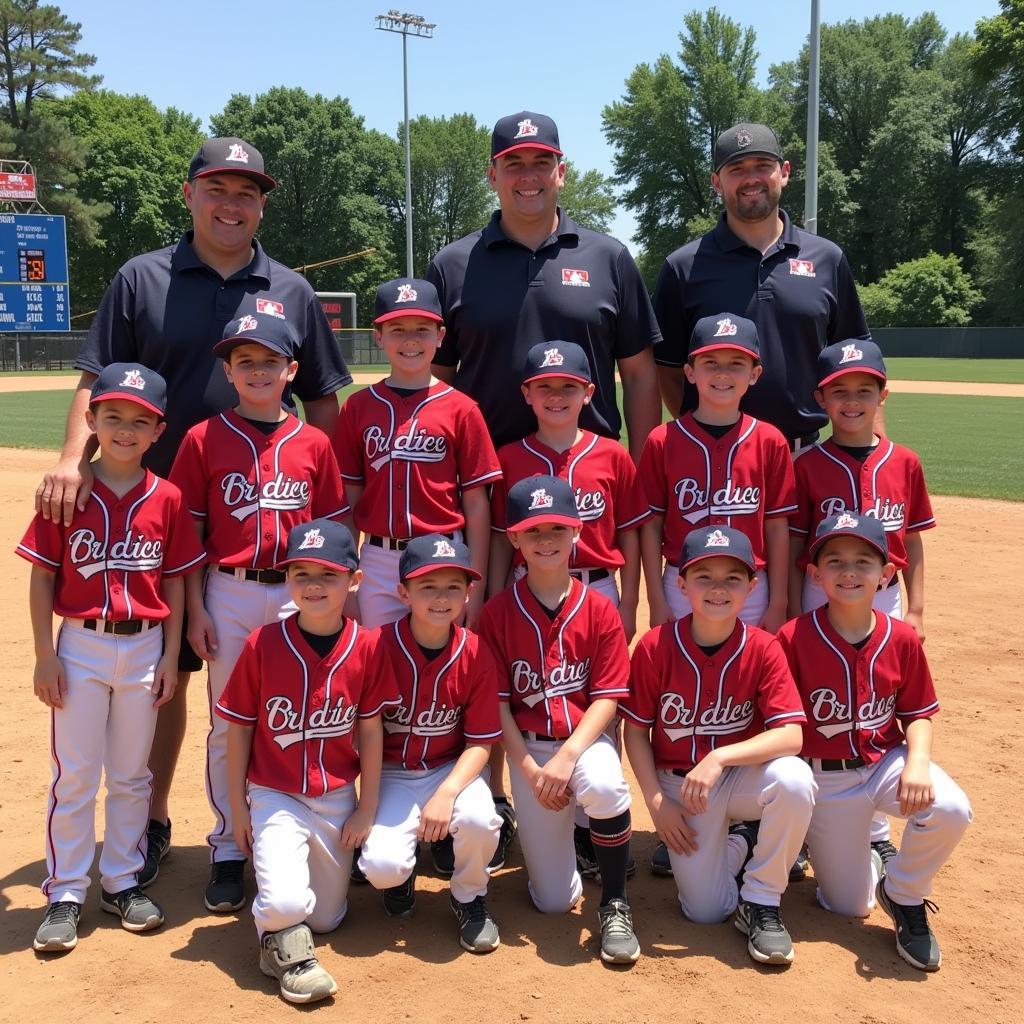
299 528 325 550
396 283 417 303
714 317 738 337
529 488 554 510
236 314 258 333
789 259 816 278
432 539 457 558
225 144 249 164
515 118 539 139
705 529 730 548
840 343 863 364
561 268 590 288
834 512 859 530
256 298 285 319
119 369 146 391
541 347 564 367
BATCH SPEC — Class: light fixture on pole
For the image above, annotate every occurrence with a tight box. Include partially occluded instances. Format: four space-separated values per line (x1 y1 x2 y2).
804 0 821 235
375 9 436 277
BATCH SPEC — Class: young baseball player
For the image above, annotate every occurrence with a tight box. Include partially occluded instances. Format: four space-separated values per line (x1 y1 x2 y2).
331 277 501 630
622 526 814 965
18 364 205 952
357 535 503 953
639 314 796 635
777 513 971 972
170 314 348 913
216 518 400 1004
477 475 640 965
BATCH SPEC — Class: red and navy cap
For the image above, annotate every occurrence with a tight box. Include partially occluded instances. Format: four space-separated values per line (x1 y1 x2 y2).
816 338 887 388
90 363 167 417
373 278 444 325
506 474 581 532
399 534 481 582
491 111 563 161
808 511 889 563
680 526 756 574
521 341 593 385
689 314 760 362
188 137 276 192
277 518 359 573
212 313 299 359
713 123 784 174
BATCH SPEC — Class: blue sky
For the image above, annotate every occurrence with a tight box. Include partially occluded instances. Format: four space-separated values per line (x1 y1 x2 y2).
62 0 999 249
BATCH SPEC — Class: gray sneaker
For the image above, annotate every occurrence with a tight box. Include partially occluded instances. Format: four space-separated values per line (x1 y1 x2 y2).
381 867 416 919
100 885 164 932
139 818 171 889
734 900 794 964
597 898 640 964
33 901 80 952
450 893 500 953
260 924 337 1004
875 878 941 971
871 839 899 876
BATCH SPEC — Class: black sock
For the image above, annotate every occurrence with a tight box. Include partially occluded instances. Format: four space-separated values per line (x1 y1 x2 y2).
494 795 510 807
590 810 631 905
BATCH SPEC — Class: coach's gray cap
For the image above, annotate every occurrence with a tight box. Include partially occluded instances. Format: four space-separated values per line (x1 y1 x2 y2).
713 123 784 173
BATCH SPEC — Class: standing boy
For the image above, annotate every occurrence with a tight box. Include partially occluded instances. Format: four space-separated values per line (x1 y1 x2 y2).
777 513 971 971
19 364 205 951
358 535 503 953
622 526 814 965
170 314 348 911
217 519 400 1004
331 278 501 629
477 475 639 965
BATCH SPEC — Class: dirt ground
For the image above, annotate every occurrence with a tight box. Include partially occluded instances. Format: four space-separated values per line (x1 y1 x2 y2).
1 445 1021 1024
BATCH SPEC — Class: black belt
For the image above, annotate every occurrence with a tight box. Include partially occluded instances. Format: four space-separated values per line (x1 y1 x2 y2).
523 731 563 743
83 618 153 636
806 756 865 772
367 532 454 552
218 565 287 585
670 768 690 778
788 431 820 453
569 568 610 582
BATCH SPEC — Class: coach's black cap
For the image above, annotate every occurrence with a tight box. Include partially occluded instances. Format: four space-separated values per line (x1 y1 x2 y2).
522 341 593 385
399 534 481 582
491 111 563 161
808 512 889 564
689 314 761 362
212 313 299 359
816 339 887 388
680 526 756 574
506 475 581 532
188 137 277 192
90 362 167 417
278 518 359 573
373 278 444 325
713 123 783 174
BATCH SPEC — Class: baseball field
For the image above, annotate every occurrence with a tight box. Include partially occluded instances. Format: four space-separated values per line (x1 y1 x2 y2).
1 364 1020 1024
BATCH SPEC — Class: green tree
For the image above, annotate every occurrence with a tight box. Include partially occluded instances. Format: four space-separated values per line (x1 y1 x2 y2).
560 162 616 233
211 87 403 323
859 252 981 326
972 0 1024 157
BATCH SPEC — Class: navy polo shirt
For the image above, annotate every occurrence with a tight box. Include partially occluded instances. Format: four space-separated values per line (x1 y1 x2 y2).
426 210 661 449
76 232 351 476
653 210 869 441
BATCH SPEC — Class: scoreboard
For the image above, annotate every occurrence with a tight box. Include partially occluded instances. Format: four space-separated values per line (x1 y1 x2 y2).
0 214 69 332
316 291 357 331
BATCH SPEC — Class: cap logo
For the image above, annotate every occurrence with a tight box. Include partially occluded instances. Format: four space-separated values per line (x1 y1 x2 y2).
395 283 417 303
789 258 816 278
840 343 863 364
705 529 730 548
256 298 285 319
236 314 258 333
298 528 325 550
540 347 564 367
561 268 590 287
119 368 146 391
714 317 738 338
736 129 752 148
834 513 859 530
529 488 554 510
432 539 457 558
514 118 539 139
225 143 249 164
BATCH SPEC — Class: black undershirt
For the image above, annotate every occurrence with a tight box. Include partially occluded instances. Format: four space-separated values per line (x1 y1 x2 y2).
697 641 728 657
299 626 343 659
833 441 878 463
693 419 737 440
539 596 569 621
850 636 870 651
417 642 446 662
241 415 287 436
390 385 427 399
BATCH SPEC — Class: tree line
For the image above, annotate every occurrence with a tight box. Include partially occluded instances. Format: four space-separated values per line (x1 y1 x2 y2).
2 0 1021 327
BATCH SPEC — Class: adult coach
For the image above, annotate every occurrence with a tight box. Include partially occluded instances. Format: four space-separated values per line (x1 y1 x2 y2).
426 110 661 461
34 136 351 894
653 122 874 449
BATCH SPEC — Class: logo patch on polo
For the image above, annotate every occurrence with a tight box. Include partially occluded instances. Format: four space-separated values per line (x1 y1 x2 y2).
789 258 816 278
225 144 249 164
256 299 285 319
561 268 590 288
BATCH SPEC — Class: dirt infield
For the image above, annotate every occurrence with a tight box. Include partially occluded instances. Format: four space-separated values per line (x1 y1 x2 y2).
2 446 1020 1024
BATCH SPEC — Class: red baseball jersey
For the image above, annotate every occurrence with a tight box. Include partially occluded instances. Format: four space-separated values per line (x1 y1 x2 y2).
332 381 501 538
379 616 502 770
215 615 402 796
790 438 935 570
491 431 650 570
639 413 796 569
622 618 806 772
169 410 348 568
777 608 940 764
16 473 205 620
477 577 631 737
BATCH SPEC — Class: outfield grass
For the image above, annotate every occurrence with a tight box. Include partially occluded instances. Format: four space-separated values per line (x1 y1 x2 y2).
884 358 1024 384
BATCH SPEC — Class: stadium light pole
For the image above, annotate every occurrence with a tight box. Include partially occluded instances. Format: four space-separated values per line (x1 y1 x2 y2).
375 10 436 277
804 0 821 235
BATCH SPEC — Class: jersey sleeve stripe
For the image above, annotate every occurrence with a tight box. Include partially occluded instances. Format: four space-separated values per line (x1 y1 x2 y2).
322 504 350 521
498 689 511 700
163 551 208 576
616 509 651 530
789 525 810 536
464 727 503 741
340 471 364 482
593 685 631 697
764 710 807 727
618 705 655 726
15 543 61 568
358 696 404 718
896 700 940 719
188 508 207 519
214 703 257 723
461 469 503 489
766 502 799 516
648 503 667 513
906 516 937 530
